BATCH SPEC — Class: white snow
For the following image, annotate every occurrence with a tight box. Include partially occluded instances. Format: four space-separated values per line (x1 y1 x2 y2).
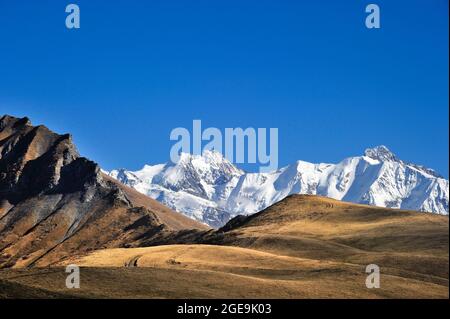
108 146 449 227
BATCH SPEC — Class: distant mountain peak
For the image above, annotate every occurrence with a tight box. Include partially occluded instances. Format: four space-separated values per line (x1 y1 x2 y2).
178 150 232 164
111 146 449 227
201 149 230 162
364 145 398 162
176 151 243 177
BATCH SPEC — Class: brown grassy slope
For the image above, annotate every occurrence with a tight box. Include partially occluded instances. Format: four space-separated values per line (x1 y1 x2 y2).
0 242 444 299
208 195 449 280
0 195 447 298
28 195 446 298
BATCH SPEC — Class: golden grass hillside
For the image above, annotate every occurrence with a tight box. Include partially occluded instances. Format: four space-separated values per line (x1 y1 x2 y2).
0 195 448 298
211 195 449 279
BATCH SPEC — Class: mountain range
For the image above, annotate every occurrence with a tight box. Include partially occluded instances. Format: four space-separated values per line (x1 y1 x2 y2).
109 147 449 227
0 114 448 298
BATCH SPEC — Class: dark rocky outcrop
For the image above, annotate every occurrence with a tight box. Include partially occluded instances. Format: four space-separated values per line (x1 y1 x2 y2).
0 115 208 268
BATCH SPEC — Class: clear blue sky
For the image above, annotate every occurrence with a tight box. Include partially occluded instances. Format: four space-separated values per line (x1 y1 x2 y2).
0 0 448 177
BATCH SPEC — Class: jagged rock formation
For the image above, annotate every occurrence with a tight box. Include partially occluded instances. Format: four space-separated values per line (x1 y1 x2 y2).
0 115 207 268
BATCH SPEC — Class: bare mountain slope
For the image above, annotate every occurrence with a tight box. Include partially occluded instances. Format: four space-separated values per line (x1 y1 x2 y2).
0 115 207 268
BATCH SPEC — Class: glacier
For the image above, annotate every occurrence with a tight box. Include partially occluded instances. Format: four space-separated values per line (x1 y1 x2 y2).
108 146 449 228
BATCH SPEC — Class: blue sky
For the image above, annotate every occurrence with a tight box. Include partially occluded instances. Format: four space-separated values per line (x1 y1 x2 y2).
0 0 448 177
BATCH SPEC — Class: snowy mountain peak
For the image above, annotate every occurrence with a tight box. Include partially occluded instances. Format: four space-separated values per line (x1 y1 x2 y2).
179 150 227 163
364 145 398 162
176 151 244 177
109 147 449 228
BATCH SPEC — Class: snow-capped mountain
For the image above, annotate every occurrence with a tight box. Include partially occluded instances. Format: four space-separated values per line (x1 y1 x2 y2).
108 146 449 227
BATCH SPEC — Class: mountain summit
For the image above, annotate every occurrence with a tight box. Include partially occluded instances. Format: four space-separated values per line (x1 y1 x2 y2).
364 145 398 162
110 147 449 227
0 115 207 267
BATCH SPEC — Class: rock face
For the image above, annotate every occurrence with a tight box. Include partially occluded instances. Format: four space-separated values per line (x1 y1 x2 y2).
0 115 207 268
110 147 449 228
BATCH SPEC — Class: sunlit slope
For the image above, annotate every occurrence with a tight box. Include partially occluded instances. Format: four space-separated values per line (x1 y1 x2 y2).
213 195 448 279
1 195 447 299
44 243 445 298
